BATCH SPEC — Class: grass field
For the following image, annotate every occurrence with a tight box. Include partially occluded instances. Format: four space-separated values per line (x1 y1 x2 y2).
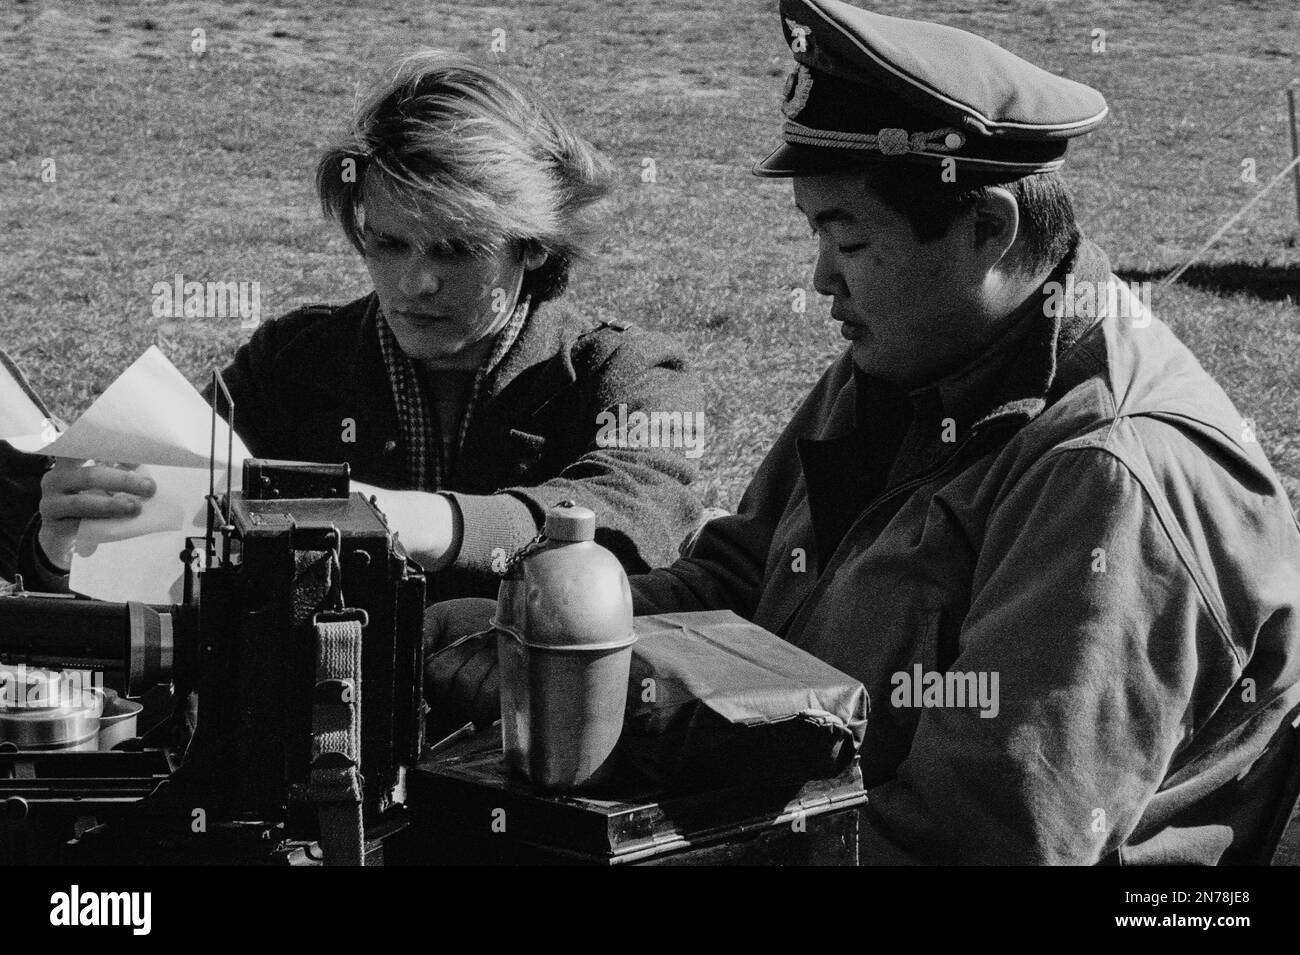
2 0 1298 508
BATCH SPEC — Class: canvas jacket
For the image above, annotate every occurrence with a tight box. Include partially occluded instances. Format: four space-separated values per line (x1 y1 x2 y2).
630 237 1300 864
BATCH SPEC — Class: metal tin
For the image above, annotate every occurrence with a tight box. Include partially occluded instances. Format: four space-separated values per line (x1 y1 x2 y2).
96 688 143 751
0 666 140 752
0 670 103 751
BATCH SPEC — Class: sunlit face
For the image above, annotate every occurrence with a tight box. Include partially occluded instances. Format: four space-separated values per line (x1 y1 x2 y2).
359 177 544 369
793 172 987 388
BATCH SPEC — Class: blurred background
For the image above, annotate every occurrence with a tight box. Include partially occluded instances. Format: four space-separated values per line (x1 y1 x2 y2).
2 0 1298 507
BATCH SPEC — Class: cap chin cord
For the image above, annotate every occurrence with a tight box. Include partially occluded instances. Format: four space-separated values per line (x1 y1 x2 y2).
782 118 966 155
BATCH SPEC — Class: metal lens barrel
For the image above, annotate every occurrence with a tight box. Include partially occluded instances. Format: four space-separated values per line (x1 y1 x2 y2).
0 596 178 695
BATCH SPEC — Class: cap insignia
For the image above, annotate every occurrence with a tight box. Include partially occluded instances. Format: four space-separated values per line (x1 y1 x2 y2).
781 65 815 120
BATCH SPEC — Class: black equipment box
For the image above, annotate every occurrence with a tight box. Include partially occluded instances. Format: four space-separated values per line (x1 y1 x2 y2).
203 491 426 819
393 729 867 865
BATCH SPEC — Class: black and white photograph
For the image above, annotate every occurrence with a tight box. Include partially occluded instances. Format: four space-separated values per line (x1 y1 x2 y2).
1 0 1298 930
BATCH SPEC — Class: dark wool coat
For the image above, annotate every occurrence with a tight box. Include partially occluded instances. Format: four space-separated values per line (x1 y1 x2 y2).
0 441 44 583
0 349 51 583
212 293 704 600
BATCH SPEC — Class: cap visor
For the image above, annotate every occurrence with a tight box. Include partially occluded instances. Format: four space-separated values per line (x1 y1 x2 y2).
752 142 887 178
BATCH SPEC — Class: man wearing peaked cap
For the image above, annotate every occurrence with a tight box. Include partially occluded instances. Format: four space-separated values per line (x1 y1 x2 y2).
636 0 1300 865
427 1 1300 865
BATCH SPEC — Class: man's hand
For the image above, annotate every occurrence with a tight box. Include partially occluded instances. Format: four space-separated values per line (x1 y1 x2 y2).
37 460 155 570
424 596 498 654
423 597 500 736
352 481 463 573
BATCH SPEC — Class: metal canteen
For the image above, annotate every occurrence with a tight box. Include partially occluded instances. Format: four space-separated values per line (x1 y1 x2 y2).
493 502 635 791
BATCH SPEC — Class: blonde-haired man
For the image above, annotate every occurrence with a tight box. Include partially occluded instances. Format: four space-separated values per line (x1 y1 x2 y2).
26 52 704 600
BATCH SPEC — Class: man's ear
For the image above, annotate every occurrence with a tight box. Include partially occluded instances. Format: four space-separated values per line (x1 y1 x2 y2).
972 186 1019 269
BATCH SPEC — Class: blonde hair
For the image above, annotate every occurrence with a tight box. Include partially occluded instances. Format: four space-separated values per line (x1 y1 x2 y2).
317 51 613 303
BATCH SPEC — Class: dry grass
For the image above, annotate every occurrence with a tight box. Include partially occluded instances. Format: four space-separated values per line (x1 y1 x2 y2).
2 0 1298 507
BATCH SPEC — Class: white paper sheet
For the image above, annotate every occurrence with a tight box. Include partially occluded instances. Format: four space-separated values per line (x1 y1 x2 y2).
0 346 249 604
0 352 58 453
42 347 247 469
